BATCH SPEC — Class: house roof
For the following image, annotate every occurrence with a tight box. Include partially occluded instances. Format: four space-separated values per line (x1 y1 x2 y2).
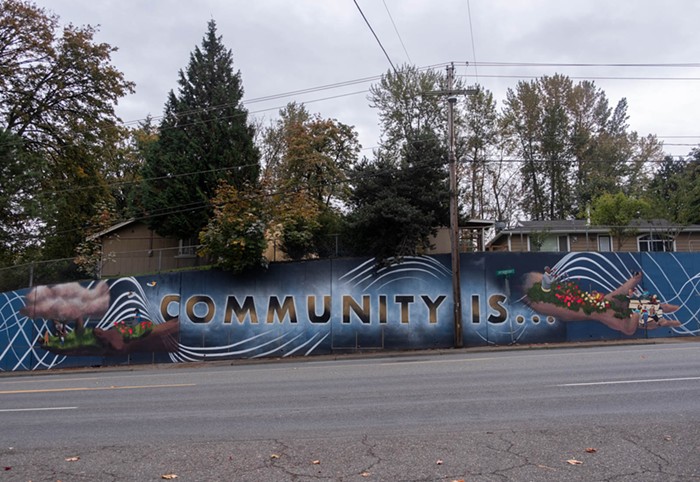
487 219 700 247
88 218 141 241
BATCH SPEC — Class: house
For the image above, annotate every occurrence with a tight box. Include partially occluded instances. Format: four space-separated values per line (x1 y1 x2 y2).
486 219 700 253
427 220 495 254
91 219 206 277
92 218 497 277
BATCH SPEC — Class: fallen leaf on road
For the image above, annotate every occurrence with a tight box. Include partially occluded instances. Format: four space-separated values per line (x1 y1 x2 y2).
567 459 583 465
436 459 443 465
312 460 320 465
360 472 371 477
664 436 672 441
161 474 178 480
65 457 80 462
270 454 280 459
4 467 10 471
585 448 597 453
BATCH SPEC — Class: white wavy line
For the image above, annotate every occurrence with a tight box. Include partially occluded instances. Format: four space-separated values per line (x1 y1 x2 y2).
305 332 330 355
338 258 376 282
178 331 272 352
363 268 445 290
283 332 323 357
376 276 427 290
340 257 450 289
178 333 291 358
251 333 305 358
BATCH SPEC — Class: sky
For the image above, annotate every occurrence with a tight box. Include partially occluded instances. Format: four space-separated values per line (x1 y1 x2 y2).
32 0 700 158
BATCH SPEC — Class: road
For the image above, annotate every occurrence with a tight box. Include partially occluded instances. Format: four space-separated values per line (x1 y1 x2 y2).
1 341 700 481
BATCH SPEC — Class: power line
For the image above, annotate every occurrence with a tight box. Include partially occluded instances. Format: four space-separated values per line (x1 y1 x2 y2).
465 0 479 82
353 0 398 74
382 0 412 64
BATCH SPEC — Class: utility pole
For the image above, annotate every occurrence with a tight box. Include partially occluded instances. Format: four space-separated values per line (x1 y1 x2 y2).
446 63 463 348
428 63 476 348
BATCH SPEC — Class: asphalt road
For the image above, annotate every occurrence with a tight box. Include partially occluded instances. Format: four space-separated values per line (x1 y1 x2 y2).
2 341 700 481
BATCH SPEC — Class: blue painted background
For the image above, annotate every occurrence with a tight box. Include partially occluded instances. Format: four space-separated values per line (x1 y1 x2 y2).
1 252 698 371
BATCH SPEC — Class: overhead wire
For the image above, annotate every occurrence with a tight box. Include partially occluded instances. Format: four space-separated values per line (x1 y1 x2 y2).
465 0 479 82
353 0 398 74
382 0 412 64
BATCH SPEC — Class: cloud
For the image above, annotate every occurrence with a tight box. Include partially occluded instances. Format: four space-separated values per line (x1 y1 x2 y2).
21 281 110 321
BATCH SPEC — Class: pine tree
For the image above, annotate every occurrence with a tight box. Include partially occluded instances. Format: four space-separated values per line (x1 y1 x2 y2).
137 20 260 239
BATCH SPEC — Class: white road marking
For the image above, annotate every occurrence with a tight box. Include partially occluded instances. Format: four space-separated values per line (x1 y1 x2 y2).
557 376 700 387
0 406 77 413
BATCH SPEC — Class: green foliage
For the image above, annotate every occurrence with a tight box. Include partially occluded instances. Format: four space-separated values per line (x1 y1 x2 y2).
113 320 153 341
261 102 360 260
501 75 646 220
527 281 629 319
368 64 449 152
199 181 269 273
0 129 43 262
137 20 260 240
0 0 134 264
646 154 700 224
279 215 319 261
590 192 651 249
347 132 449 263
74 202 120 278
44 327 100 350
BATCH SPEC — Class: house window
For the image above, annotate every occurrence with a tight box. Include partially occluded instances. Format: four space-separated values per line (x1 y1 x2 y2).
598 235 612 252
178 238 198 257
534 235 570 252
638 234 674 252
557 235 569 252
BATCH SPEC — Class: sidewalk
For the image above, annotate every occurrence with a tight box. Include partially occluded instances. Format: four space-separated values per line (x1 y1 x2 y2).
4 335 697 377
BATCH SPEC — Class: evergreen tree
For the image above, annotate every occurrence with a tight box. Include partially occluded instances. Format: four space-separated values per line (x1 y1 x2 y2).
137 20 260 239
346 132 449 263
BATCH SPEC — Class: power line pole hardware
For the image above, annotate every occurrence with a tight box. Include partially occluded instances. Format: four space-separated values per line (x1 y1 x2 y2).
428 63 476 349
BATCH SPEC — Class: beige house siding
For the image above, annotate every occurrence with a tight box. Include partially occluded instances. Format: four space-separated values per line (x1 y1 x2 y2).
99 222 202 277
675 232 700 252
486 225 700 254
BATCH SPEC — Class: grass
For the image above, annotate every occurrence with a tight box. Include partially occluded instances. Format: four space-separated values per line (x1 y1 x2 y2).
44 328 102 350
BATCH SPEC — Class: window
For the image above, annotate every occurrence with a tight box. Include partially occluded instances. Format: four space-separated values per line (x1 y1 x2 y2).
557 235 569 252
533 235 570 252
178 238 198 257
598 235 612 252
638 234 674 252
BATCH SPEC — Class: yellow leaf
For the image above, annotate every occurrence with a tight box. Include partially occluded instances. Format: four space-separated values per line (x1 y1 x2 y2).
65 456 80 462
567 459 583 465
161 474 178 480
270 454 280 459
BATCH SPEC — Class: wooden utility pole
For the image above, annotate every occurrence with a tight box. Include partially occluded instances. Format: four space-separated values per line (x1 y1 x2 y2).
426 63 476 348
446 63 463 348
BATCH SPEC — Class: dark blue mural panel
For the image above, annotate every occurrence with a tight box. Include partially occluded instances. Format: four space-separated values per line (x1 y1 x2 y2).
1 252 699 371
330 256 454 350
477 252 567 346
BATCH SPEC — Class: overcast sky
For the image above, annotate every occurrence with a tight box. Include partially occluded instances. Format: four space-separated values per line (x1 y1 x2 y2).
33 0 700 158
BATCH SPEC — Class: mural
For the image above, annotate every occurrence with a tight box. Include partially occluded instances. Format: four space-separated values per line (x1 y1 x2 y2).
1 252 698 371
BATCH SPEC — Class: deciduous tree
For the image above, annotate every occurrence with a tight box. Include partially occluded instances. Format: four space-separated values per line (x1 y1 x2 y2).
0 0 135 266
261 103 360 260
